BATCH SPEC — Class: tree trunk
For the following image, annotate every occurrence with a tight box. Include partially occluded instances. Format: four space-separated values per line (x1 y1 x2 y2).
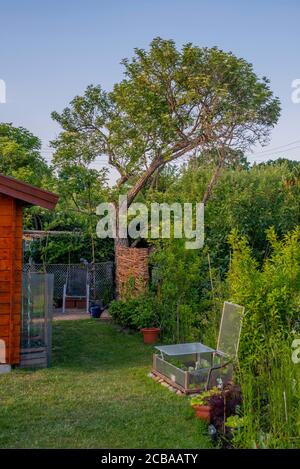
113 160 162 299
114 237 127 299
114 236 129 249
202 152 225 205
127 158 162 206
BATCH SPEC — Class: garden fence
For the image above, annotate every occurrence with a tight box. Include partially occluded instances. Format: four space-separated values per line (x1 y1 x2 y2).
23 262 114 304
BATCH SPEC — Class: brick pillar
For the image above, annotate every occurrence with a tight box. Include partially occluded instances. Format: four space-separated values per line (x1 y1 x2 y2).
116 246 149 299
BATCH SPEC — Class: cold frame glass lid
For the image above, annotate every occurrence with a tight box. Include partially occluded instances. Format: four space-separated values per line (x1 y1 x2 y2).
155 342 215 356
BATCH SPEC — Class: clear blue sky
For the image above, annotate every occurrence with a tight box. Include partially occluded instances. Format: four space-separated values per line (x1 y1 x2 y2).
1 0 300 167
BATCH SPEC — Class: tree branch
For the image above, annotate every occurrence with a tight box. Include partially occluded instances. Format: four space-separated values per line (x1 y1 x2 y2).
202 147 226 205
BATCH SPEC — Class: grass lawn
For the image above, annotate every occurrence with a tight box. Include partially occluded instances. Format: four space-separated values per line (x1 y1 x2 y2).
0 320 211 449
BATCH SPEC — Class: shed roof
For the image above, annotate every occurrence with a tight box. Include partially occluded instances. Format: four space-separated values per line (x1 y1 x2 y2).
0 173 58 210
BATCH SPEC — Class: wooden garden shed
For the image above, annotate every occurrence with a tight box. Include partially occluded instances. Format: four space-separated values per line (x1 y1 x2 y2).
0 174 58 366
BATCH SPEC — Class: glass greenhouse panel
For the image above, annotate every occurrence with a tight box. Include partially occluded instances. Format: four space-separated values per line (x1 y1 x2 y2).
217 302 244 358
21 273 54 368
154 355 187 388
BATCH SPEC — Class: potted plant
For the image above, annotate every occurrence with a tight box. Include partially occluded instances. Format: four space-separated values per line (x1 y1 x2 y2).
190 387 221 423
131 296 160 344
225 414 245 437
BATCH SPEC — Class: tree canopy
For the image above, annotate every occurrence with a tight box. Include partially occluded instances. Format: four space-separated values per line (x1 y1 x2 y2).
0 123 51 186
52 38 281 213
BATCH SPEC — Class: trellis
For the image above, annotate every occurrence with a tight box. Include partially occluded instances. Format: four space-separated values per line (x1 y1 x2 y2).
23 262 114 304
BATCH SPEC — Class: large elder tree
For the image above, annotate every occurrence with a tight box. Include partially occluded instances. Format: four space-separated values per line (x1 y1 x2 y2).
51 38 280 247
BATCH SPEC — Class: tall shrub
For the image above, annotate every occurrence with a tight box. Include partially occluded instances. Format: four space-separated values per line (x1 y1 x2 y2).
227 228 300 447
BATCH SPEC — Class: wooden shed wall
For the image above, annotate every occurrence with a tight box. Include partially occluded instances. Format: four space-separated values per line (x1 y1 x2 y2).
0 194 23 365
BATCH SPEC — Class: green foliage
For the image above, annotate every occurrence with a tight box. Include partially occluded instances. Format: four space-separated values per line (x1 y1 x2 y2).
234 339 300 448
109 160 300 354
157 160 300 275
190 387 221 406
25 234 114 264
225 414 245 428
41 167 112 263
45 122 112 263
52 38 280 210
106 162 300 344
109 295 159 329
150 239 220 343
0 122 113 264
0 123 52 186
0 123 57 233
228 227 300 367
227 229 300 448
198 148 250 170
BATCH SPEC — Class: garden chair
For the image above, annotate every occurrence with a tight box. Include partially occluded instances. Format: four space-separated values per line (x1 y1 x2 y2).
205 301 244 390
62 265 89 313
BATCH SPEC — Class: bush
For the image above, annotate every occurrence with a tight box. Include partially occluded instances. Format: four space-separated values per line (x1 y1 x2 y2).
228 227 300 367
150 239 220 343
226 228 300 448
109 295 159 330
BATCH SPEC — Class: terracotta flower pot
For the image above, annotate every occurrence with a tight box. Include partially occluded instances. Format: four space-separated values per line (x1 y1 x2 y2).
141 327 160 344
192 405 212 423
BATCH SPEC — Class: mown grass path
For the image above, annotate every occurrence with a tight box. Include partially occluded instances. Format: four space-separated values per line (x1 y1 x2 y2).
0 320 211 448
